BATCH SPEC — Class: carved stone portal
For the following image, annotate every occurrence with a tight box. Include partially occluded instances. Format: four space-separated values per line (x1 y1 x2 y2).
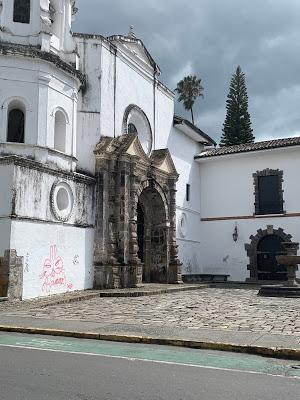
93 134 182 289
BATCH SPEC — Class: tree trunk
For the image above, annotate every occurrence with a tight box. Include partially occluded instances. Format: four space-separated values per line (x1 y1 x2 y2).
191 108 194 125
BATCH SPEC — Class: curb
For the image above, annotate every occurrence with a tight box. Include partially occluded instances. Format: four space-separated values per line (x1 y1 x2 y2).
98 285 210 298
27 285 210 309
0 325 299 361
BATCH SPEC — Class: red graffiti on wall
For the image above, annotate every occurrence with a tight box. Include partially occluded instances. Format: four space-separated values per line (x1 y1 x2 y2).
40 245 70 294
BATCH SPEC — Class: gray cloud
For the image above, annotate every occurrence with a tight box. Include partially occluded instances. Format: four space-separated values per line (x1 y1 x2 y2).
74 0 300 143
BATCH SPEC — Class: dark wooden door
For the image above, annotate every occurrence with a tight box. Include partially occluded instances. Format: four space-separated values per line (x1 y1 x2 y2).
257 235 287 280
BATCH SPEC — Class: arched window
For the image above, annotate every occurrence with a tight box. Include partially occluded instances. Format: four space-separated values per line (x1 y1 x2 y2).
13 0 31 24
54 110 67 153
7 109 25 143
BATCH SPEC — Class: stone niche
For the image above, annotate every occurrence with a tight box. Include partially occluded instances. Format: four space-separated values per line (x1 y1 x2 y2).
93 133 182 289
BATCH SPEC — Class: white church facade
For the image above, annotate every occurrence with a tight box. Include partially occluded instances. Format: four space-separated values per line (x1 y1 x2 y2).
0 1 299 300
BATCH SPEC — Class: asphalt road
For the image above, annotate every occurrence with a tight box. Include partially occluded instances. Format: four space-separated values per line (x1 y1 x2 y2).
0 333 299 400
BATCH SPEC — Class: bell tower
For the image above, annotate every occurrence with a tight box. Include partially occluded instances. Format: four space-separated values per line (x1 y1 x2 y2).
0 0 77 64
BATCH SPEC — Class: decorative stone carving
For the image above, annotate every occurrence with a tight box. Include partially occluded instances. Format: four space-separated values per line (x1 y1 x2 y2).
93 134 182 289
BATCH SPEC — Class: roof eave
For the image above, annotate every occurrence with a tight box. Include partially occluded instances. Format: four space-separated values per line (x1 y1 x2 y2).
173 116 216 146
195 143 300 161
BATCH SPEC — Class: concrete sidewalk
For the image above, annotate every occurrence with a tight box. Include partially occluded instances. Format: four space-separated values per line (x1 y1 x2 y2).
0 284 299 360
0 314 299 360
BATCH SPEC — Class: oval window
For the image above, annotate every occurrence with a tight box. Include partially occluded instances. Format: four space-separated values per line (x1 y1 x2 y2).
50 182 74 221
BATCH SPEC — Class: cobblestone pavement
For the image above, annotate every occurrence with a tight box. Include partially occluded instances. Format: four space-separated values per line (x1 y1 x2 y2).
1 287 299 336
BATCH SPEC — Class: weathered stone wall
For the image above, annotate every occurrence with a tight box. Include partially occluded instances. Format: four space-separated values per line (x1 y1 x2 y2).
0 250 23 300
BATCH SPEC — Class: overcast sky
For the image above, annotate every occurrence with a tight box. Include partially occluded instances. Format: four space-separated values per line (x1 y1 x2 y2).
74 0 300 144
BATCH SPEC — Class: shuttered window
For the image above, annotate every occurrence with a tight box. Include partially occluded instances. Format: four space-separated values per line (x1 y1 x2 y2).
257 175 283 214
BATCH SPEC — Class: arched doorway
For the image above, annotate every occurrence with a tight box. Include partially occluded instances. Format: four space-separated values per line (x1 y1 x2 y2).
137 186 169 283
245 225 292 282
257 235 287 281
93 134 182 289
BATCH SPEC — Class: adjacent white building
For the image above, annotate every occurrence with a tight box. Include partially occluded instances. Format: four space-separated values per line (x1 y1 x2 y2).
0 1 298 300
196 139 300 282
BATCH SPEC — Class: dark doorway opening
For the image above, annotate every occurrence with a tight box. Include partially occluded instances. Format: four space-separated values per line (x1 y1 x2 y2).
257 235 287 280
137 202 144 263
137 187 168 283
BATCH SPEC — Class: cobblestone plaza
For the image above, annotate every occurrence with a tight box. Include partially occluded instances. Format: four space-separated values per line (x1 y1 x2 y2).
1 287 299 336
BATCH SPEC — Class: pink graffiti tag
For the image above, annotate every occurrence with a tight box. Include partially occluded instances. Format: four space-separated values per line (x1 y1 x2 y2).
40 245 67 294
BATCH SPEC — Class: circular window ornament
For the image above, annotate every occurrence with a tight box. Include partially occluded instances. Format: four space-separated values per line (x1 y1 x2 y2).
124 106 153 155
50 182 74 222
179 213 187 238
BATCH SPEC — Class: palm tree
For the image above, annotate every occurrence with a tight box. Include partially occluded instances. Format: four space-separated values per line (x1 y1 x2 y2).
175 75 204 124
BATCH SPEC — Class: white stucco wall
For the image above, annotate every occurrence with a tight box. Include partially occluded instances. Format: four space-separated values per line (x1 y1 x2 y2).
200 147 300 217
75 36 175 174
198 146 300 281
155 86 175 150
11 220 94 300
168 127 203 274
0 56 78 170
0 164 13 254
0 0 76 57
0 0 42 45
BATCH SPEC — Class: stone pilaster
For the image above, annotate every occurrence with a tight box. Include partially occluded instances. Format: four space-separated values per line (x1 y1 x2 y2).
117 160 131 264
168 181 182 284
128 171 143 287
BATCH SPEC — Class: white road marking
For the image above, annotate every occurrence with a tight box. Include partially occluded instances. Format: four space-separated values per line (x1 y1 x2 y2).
0 343 299 380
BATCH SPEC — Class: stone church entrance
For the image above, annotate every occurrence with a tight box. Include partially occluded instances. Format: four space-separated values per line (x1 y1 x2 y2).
137 187 169 283
93 134 182 289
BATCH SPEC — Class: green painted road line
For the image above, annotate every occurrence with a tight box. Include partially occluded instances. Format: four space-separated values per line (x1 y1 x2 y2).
0 333 299 379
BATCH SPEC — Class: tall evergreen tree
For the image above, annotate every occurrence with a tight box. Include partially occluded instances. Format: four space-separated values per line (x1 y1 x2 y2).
175 75 204 124
220 66 254 146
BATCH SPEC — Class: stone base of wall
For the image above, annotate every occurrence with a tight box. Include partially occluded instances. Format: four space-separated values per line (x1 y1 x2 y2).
169 263 183 284
94 264 143 289
0 250 23 300
94 263 183 289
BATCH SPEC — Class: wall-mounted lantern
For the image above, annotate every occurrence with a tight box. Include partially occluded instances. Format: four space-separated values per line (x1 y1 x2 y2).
232 223 238 242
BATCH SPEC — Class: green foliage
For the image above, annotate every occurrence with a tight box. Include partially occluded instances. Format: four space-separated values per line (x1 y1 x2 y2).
220 66 254 146
175 75 204 124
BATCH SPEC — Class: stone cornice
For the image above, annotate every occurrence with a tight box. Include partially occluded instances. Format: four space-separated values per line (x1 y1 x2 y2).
0 42 86 89
0 155 95 185
0 214 94 229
